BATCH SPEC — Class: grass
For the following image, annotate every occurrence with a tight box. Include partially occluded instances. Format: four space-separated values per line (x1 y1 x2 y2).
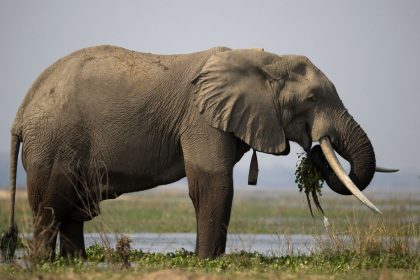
2 187 418 234
0 186 419 279
73 188 420 235
1 244 419 279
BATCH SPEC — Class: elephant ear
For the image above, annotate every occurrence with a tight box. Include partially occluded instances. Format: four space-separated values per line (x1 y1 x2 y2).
192 50 286 154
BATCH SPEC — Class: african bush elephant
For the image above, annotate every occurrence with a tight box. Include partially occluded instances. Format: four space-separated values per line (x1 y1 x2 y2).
1 46 396 260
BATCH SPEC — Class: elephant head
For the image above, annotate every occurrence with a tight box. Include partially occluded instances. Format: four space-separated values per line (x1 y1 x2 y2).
192 48 395 212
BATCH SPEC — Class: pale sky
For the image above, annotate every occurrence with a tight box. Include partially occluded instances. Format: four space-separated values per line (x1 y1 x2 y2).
0 0 419 187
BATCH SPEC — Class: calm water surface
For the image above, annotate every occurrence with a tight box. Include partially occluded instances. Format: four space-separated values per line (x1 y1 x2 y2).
85 233 320 256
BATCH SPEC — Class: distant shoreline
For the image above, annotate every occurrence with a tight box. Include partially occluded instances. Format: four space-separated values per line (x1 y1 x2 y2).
1 184 419 201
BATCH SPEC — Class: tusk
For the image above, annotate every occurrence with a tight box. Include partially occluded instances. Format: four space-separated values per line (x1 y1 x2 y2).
375 166 399 173
319 137 382 214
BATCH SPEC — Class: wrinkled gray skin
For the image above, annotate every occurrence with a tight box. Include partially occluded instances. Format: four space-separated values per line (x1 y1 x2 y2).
7 46 375 259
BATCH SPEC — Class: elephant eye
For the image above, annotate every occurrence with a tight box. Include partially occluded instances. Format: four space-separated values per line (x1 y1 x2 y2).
306 93 317 102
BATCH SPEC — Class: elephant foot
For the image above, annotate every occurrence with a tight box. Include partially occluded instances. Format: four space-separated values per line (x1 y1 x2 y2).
186 165 233 259
59 220 87 259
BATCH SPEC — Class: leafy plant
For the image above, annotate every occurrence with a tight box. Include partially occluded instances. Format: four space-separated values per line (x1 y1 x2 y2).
295 152 326 219
116 235 131 267
86 242 109 262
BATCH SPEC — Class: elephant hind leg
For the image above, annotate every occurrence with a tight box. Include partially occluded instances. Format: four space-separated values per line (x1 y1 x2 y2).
27 163 86 261
185 163 234 259
59 220 86 259
31 205 59 261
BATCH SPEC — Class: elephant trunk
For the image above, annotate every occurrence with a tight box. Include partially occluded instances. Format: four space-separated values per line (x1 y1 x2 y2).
311 111 376 195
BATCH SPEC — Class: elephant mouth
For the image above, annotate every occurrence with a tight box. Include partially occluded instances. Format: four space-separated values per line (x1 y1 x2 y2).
303 121 312 153
285 120 312 154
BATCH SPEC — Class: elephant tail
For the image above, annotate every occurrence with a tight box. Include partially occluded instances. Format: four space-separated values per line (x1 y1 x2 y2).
0 133 20 260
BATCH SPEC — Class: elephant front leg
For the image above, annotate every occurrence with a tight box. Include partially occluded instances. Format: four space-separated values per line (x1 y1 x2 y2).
186 164 233 259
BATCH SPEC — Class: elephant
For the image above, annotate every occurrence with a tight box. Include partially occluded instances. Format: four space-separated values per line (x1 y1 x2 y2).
1 45 397 260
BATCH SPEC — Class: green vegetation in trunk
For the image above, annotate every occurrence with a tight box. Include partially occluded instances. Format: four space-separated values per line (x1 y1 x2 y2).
295 153 326 218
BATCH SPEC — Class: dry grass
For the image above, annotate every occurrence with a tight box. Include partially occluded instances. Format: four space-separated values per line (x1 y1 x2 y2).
2 269 416 280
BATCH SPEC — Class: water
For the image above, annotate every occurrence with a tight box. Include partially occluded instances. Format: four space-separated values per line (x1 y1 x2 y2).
84 233 320 256
3 231 418 268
